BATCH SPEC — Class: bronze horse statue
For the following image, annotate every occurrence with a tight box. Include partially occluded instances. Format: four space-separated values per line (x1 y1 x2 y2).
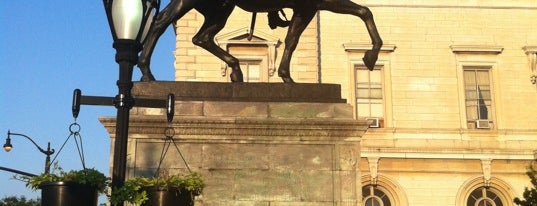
138 0 383 83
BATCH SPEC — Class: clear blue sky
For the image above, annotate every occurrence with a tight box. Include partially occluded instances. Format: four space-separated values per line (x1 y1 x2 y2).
0 1 176 203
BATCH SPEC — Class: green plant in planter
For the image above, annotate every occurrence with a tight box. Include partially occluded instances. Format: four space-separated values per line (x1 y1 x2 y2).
15 164 109 194
109 172 205 205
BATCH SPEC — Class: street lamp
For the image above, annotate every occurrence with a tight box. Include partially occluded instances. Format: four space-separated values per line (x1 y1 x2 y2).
3 130 55 174
102 0 160 194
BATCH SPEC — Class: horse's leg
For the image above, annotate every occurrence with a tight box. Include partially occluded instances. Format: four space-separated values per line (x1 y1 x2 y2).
192 5 244 82
319 0 382 71
278 8 317 83
138 0 197 81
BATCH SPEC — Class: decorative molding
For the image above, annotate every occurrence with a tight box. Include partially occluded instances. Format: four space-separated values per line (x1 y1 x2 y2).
100 116 368 141
361 149 534 160
481 159 492 187
523 46 537 54
215 27 281 76
523 46 537 85
343 42 396 52
450 45 504 54
367 157 380 185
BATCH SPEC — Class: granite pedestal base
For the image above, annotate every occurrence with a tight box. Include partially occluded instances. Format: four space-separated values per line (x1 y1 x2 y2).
100 82 369 205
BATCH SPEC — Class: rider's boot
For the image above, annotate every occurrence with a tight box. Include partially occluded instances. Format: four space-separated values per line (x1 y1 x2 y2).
268 11 290 29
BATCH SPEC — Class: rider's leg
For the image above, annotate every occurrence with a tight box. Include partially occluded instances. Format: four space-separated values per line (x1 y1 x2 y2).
268 10 290 29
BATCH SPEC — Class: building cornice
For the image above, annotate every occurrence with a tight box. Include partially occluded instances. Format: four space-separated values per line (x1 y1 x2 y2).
343 42 396 52
362 148 534 160
450 45 504 54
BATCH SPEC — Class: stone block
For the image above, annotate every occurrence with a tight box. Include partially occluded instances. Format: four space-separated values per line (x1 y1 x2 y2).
202 144 270 170
269 144 333 171
201 170 237 201
204 102 268 117
134 142 203 169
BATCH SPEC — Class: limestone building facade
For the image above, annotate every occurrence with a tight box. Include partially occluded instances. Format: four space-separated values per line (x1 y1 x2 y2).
165 1 537 205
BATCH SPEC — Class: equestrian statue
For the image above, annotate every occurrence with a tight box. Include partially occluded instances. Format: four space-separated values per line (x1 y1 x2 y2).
138 0 383 83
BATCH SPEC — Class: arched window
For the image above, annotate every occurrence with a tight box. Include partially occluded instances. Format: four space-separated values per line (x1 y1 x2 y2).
362 184 392 206
466 187 503 206
457 177 514 206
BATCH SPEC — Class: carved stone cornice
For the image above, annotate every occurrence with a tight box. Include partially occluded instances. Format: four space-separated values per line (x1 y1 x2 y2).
450 45 504 54
100 116 367 142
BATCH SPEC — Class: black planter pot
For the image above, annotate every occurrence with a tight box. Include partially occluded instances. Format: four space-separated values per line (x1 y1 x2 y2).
142 187 194 206
39 181 98 206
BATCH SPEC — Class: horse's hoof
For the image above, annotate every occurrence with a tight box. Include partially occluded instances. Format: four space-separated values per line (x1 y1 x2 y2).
230 71 244 82
363 50 378 71
278 71 295 83
281 76 295 83
140 73 156 82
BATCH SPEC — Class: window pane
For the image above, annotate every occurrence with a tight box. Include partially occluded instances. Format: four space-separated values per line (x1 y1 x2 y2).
357 70 369 83
247 65 260 82
466 105 478 120
370 88 383 99
370 70 381 82
464 70 476 85
365 198 381 206
357 88 370 98
371 104 383 117
476 70 490 85
466 90 477 100
357 103 371 117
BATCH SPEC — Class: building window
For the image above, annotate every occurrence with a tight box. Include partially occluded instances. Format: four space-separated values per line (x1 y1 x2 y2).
240 60 262 82
463 66 493 129
467 187 503 206
215 28 281 82
355 65 384 127
362 185 392 206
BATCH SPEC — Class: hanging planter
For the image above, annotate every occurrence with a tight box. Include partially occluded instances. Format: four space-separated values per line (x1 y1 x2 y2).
13 122 109 206
16 166 108 206
109 172 204 206
40 181 99 206
109 110 203 206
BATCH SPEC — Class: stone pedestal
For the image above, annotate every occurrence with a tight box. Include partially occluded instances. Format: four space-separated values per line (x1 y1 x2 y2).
100 82 369 206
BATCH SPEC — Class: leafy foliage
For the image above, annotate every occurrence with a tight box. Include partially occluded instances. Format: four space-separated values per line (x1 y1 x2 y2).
109 179 148 206
109 172 204 205
14 163 109 194
514 164 537 206
0 195 40 206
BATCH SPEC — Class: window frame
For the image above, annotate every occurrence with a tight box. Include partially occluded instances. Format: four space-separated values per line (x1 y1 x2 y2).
223 54 268 82
456 176 515 206
462 66 495 129
466 186 504 206
344 43 395 128
362 184 392 206
456 63 499 130
451 45 503 130
354 64 385 128
239 59 263 82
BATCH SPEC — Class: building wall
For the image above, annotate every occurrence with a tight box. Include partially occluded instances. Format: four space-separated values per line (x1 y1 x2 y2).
174 8 319 82
170 1 537 205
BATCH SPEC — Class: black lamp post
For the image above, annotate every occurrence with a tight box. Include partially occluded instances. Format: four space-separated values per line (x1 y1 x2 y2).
3 130 55 174
102 0 160 193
